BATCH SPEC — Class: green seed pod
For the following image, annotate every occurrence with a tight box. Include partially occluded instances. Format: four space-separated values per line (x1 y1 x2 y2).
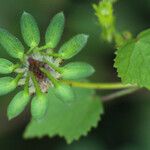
0 77 18 96
58 34 88 59
54 83 74 102
7 91 30 120
61 62 95 80
0 58 16 74
21 12 40 48
0 28 24 59
31 94 48 120
45 12 65 49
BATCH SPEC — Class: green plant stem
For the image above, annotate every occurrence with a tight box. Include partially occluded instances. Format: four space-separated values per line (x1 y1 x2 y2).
30 72 41 95
24 74 30 94
36 45 50 51
44 52 62 58
40 51 62 58
27 47 34 54
14 73 23 83
62 80 137 90
101 87 139 102
27 45 52 54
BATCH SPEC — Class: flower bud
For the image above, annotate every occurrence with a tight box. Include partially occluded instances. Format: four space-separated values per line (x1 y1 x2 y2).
7 91 30 120
54 83 74 102
0 77 17 96
45 12 65 48
58 34 88 59
0 28 24 59
0 58 15 74
61 62 95 80
21 12 40 48
31 94 48 120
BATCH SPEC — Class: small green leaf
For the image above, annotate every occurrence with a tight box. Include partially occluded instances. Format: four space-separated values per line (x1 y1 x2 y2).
61 62 95 80
0 77 17 96
24 88 103 143
45 12 65 48
7 91 30 120
58 34 88 59
21 12 40 48
0 58 15 74
54 83 74 102
114 28 150 89
0 28 24 59
31 94 48 120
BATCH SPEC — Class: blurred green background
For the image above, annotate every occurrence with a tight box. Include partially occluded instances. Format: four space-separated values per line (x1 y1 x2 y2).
0 0 150 149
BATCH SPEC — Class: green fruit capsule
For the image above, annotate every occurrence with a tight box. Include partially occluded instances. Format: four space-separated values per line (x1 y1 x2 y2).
58 34 88 59
54 83 74 102
61 62 95 80
0 58 16 74
0 28 24 59
7 91 30 120
0 77 17 96
31 94 48 120
21 12 40 48
45 12 65 49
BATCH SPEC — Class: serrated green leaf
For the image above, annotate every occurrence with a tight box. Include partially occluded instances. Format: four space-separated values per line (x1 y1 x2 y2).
58 34 88 59
7 90 30 120
21 12 40 48
114 29 150 89
24 87 103 143
61 62 95 80
0 77 17 96
0 28 24 59
0 58 15 74
31 94 48 120
45 12 65 48
54 83 74 102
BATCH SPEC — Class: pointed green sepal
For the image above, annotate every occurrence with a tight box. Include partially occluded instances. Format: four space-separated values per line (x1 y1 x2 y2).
54 83 74 102
21 12 40 48
58 34 88 59
0 77 18 96
0 58 16 74
45 12 65 49
7 90 30 120
31 94 48 120
0 28 24 59
61 62 95 80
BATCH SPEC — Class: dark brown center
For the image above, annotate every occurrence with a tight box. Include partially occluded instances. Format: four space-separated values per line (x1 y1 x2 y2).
28 57 46 80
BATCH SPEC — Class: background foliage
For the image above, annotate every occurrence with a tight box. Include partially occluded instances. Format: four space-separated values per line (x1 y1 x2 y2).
0 0 150 149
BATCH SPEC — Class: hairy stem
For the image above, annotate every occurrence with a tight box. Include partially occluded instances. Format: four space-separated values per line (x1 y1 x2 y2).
62 80 137 90
101 87 139 102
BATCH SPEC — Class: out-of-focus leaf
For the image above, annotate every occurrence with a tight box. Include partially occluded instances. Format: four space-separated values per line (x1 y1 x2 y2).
24 87 103 143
